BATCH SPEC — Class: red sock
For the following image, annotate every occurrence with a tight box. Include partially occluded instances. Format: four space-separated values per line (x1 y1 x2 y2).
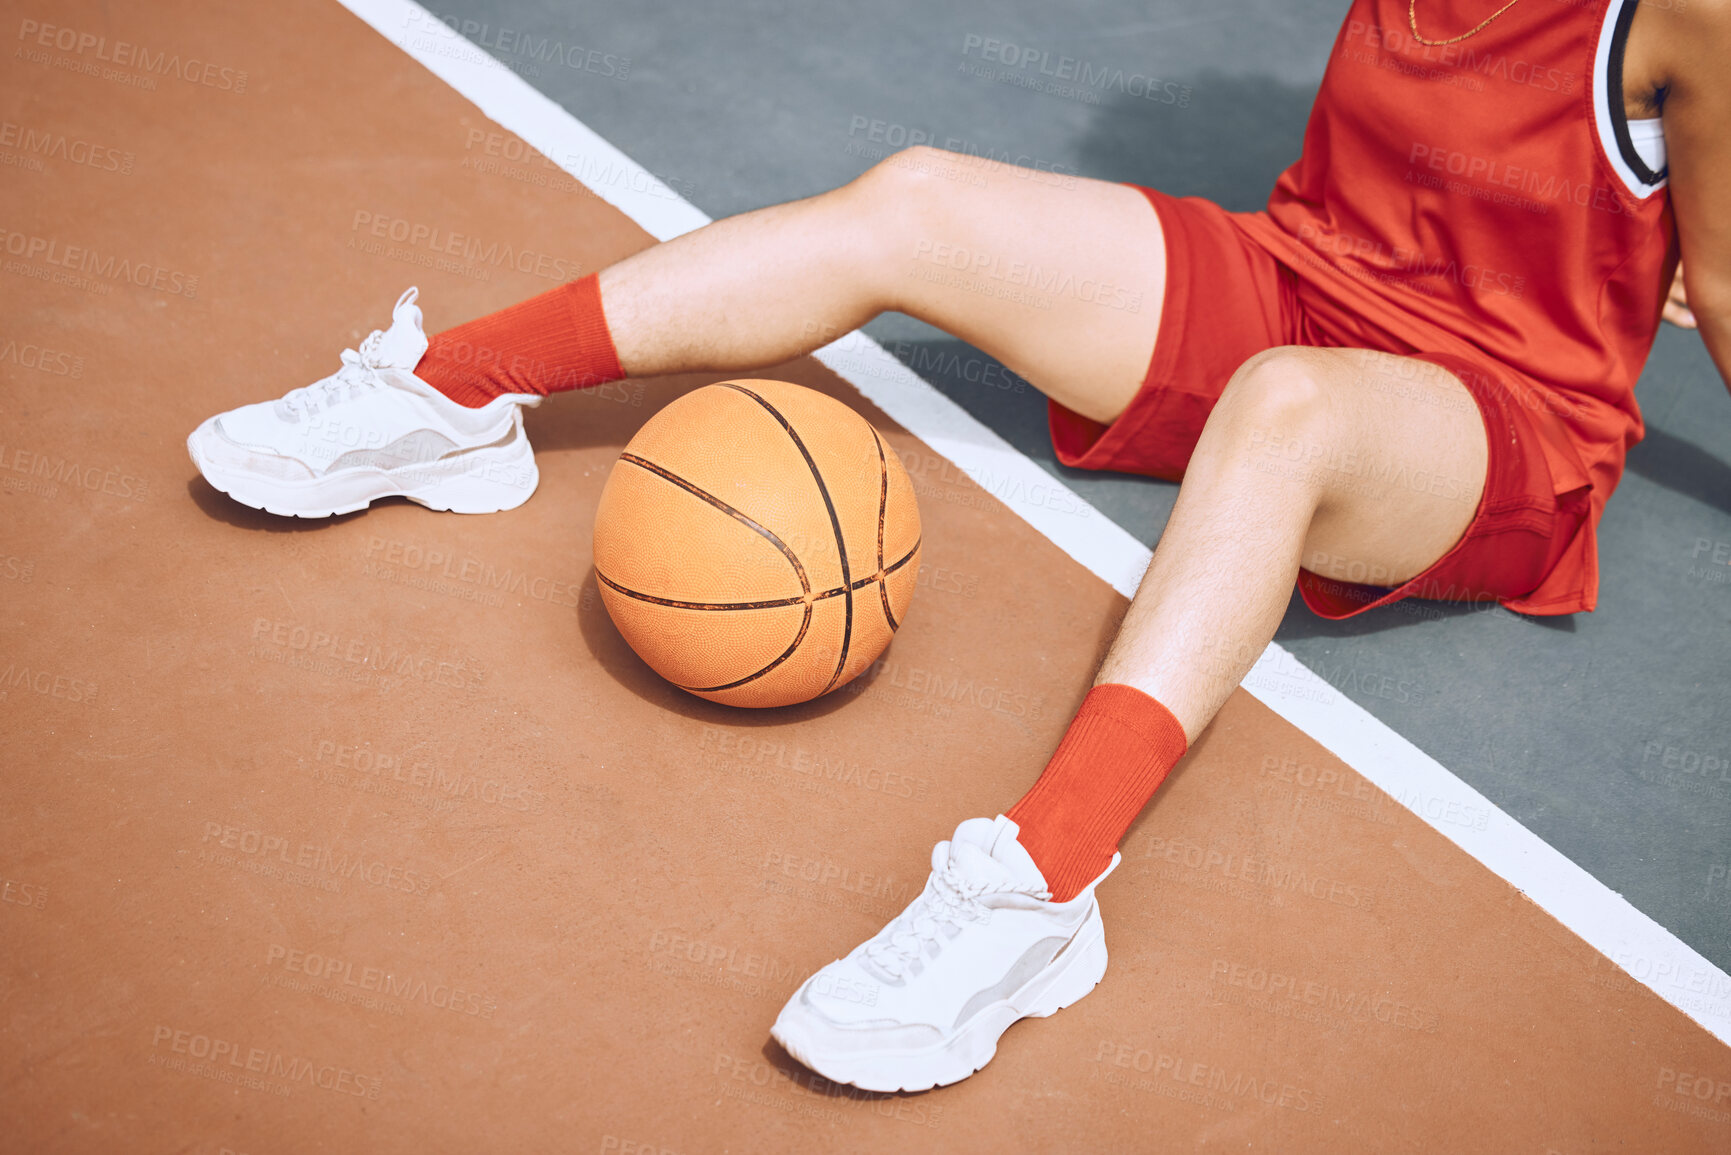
1005 683 1189 902
414 273 624 407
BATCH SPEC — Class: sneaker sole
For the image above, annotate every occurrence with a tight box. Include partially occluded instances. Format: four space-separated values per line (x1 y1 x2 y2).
770 901 1109 1093
187 423 539 518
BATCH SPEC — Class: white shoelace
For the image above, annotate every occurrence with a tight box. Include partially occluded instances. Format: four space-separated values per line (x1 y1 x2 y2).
862 855 1045 982
275 328 391 420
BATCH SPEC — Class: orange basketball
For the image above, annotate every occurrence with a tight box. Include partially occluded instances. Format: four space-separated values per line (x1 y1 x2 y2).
593 379 922 708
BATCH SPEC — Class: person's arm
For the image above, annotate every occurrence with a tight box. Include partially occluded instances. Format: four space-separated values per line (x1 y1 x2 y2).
1659 1 1731 384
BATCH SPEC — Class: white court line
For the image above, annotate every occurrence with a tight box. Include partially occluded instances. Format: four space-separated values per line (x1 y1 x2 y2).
337 0 1731 1045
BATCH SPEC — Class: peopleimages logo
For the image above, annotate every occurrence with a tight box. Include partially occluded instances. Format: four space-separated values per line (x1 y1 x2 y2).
0 336 84 377
0 228 198 297
960 34 1191 106
248 616 486 692
911 238 1146 313
0 120 132 174
1294 221 1526 300
349 211 582 283
200 821 434 895
15 19 249 92
1342 18 1575 94
149 1025 381 1098
266 944 498 1017
1405 143 1641 218
362 535 582 609
0 442 147 499
402 10 630 80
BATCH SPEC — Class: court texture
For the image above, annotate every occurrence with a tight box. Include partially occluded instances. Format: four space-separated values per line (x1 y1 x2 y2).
2 0 1729 1151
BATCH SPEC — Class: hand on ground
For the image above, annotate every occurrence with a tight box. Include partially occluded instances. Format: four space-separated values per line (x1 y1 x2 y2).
1663 264 1697 329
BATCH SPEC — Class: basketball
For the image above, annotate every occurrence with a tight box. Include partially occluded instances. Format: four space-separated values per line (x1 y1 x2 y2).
592 379 922 707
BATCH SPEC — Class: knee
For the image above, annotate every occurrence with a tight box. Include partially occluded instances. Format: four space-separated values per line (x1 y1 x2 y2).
1211 347 1336 446
849 146 969 227
857 145 955 193
841 146 973 290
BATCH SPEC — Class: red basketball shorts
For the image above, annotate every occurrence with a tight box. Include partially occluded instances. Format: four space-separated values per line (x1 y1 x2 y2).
1047 186 1592 620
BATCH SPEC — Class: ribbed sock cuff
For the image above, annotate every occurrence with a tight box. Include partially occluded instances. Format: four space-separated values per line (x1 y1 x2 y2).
415 273 625 407
1005 683 1189 901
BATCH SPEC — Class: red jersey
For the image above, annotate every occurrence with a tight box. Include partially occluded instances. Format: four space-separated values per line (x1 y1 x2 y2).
1235 0 1677 613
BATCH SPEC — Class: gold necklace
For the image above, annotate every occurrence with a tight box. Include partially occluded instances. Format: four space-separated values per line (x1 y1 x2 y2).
1407 0 1527 46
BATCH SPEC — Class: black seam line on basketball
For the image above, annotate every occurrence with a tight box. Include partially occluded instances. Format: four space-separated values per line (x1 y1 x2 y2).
594 541 915 612
595 569 809 611
869 426 897 632
617 451 810 597
685 603 813 694
848 539 920 590
716 383 854 694
682 541 914 696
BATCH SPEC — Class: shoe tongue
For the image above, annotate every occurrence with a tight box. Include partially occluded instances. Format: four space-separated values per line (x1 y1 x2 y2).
947 816 1047 892
373 300 430 369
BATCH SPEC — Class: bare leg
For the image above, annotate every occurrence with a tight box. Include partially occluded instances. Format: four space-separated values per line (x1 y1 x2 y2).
595 149 1488 744
600 147 1164 424
1095 348 1489 741
701 157 1501 1094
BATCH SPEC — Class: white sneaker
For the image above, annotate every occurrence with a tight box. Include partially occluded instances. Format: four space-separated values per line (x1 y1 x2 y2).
187 288 542 517
771 815 1115 1092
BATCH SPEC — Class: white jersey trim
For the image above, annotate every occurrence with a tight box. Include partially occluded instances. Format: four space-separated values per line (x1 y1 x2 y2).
1626 116 1666 176
1593 0 1667 198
